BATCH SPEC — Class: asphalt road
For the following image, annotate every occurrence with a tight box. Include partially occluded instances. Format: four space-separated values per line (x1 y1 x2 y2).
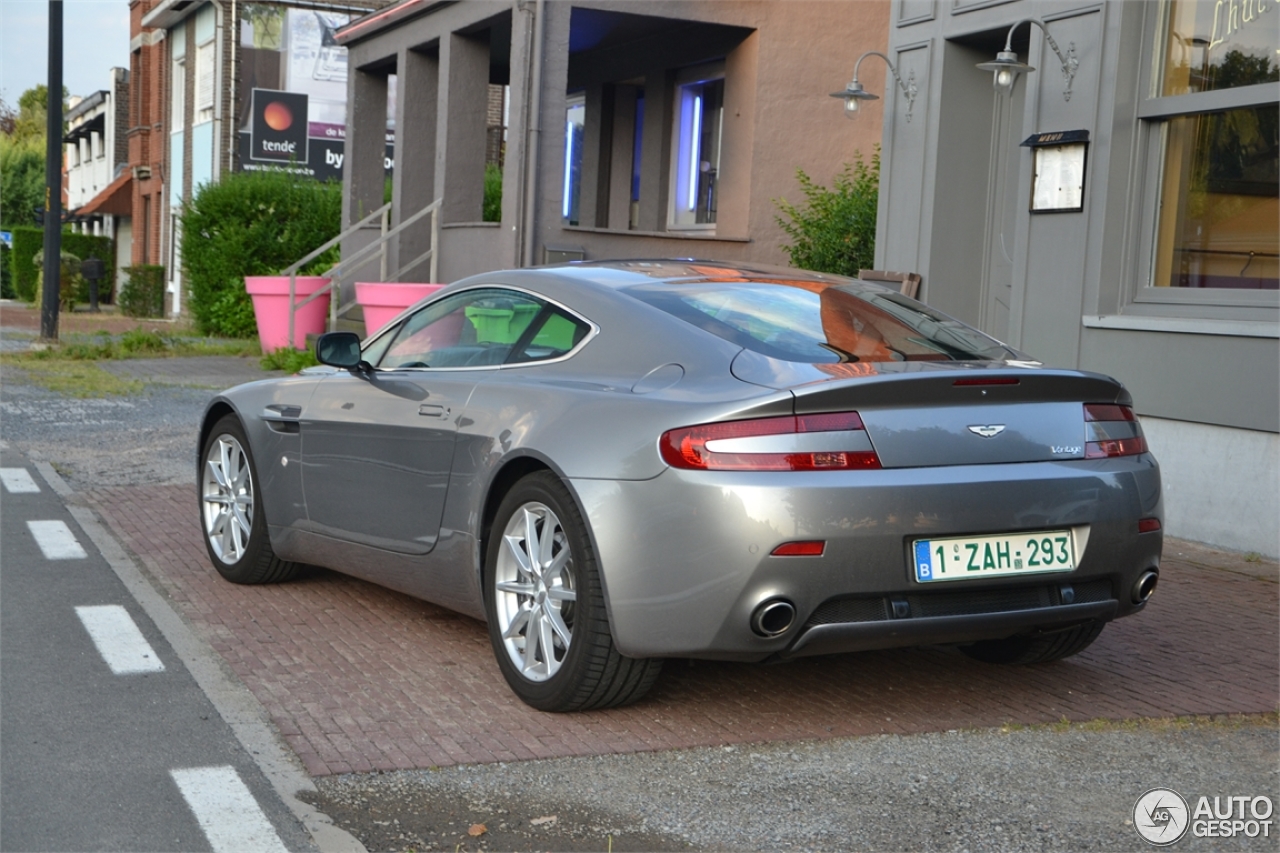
0 444 316 853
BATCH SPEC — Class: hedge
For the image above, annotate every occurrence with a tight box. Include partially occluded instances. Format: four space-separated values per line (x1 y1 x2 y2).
8 225 42 301
119 264 166 318
181 169 342 338
0 245 12 299
6 226 113 303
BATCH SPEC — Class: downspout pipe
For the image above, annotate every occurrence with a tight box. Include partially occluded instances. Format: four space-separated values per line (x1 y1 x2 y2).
520 0 544 268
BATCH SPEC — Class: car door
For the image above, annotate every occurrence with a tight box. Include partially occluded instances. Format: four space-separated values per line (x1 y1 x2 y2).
300 287 547 554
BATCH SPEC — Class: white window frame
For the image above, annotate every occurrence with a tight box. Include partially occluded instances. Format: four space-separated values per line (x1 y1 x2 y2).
172 57 186 130
195 40 215 124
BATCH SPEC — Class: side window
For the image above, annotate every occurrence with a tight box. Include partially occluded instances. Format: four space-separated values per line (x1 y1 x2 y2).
376 289 546 369
509 309 591 363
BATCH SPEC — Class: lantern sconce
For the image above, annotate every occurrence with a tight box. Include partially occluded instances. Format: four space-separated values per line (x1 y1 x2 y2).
830 51 919 122
976 18 1080 101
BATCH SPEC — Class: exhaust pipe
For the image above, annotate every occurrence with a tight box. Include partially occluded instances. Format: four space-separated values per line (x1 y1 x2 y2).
751 599 796 637
1132 570 1159 604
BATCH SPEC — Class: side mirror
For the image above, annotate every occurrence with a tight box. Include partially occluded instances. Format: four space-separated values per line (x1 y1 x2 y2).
315 332 363 369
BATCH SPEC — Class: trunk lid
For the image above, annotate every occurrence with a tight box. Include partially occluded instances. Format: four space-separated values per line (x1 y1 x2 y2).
772 361 1130 468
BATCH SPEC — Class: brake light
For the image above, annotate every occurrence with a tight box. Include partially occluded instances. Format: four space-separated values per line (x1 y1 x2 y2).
1083 404 1148 458
660 412 882 471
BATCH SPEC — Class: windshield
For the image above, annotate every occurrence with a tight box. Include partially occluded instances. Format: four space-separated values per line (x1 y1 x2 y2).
623 279 1015 363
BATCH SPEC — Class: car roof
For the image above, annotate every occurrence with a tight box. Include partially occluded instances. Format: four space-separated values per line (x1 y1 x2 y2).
532 258 861 291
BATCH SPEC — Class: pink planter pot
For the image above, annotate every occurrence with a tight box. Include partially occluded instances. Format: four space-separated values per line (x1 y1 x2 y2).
355 282 446 336
245 276 332 351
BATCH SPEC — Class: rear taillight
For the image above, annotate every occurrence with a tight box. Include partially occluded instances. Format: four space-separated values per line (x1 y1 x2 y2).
660 412 882 471
1083 404 1148 458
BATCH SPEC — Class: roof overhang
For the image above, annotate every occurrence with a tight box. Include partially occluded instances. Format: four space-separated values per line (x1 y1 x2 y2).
76 172 133 217
335 0 453 47
64 113 106 145
140 0 201 30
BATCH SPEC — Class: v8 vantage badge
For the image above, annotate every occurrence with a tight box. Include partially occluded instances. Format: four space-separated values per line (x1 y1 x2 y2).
1134 788 1190 846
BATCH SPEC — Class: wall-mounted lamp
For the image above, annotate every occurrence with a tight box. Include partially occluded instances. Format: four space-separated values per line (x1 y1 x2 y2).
976 19 1080 101
830 51 918 122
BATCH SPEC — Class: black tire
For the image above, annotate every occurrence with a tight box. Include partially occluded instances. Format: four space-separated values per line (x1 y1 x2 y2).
484 471 662 712
959 621 1105 665
199 414 298 585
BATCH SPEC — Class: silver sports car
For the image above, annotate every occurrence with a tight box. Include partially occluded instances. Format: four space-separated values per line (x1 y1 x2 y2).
198 260 1162 712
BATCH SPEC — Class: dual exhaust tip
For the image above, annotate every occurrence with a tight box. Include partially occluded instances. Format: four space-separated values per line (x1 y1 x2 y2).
751 599 796 638
1132 569 1159 604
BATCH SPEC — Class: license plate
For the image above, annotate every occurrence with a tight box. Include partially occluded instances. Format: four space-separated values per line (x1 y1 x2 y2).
912 530 1076 583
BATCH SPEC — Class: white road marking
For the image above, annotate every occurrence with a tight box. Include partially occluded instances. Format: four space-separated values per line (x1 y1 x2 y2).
74 605 165 675
170 766 289 853
1 468 40 493
26 520 87 559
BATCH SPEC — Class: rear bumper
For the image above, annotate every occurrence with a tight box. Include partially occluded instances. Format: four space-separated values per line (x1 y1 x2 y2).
782 599 1119 660
570 455 1161 660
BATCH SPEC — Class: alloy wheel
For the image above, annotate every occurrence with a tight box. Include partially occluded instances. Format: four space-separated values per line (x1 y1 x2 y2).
493 501 578 681
201 433 255 565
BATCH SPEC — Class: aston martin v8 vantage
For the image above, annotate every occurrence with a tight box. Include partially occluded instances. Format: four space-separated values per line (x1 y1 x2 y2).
198 260 1162 712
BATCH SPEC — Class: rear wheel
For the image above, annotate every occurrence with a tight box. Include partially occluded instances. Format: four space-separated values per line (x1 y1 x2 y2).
959 621 1105 665
199 415 298 584
484 472 661 711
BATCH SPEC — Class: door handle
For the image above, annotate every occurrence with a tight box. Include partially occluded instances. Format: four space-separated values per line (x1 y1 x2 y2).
418 403 448 418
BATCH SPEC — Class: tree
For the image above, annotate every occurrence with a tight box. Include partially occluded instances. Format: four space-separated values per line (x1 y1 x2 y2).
0 85 69 228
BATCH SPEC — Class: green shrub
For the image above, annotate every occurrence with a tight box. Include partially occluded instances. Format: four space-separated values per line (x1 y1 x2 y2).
119 327 169 354
119 264 166 318
34 248 83 310
774 149 880 278
483 163 502 223
180 169 342 338
9 225 42 301
260 346 319 373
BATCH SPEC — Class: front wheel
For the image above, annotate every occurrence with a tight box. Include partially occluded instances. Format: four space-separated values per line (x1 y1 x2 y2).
959 621 1105 665
199 415 297 585
484 472 661 712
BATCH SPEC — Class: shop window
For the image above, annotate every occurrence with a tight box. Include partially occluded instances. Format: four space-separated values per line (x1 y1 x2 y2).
562 94 585 225
669 65 724 230
1145 0 1278 296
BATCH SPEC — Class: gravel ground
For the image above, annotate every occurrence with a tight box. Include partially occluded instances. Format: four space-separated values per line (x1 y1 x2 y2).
0 364 207 489
304 720 1278 852
3 334 1276 853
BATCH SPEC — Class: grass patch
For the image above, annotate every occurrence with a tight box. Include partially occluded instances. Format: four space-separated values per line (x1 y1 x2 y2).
260 347 320 373
7 327 259 361
1 357 143 397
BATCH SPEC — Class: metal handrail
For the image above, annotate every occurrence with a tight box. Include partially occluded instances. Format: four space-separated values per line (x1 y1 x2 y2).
283 198 442 348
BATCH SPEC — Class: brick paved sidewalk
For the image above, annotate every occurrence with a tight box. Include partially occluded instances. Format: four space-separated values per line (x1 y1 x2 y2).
85 484 1279 777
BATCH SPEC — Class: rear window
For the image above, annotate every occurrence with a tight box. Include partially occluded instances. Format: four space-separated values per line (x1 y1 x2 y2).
623 280 1014 363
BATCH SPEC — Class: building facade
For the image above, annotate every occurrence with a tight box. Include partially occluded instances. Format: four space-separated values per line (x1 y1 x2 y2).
333 0 888 292
126 0 168 289
876 0 1277 555
66 67 134 285
138 0 389 314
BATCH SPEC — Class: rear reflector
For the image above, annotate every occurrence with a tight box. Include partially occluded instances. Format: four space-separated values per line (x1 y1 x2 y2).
1083 403 1148 458
771 541 826 557
1138 518 1162 533
660 412 882 471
